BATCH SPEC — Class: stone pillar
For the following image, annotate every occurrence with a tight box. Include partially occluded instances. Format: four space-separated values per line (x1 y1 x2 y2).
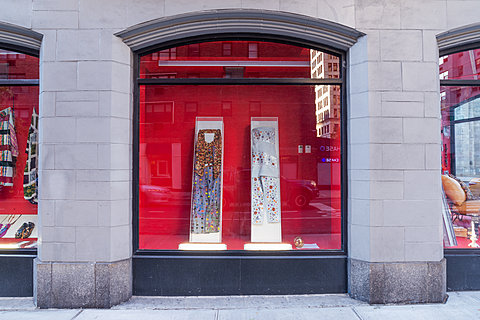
347 0 446 304
33 2 133 308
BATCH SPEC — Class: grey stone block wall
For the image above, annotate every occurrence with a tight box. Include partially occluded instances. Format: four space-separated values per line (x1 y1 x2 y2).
34 258 132 308
349 258 446 304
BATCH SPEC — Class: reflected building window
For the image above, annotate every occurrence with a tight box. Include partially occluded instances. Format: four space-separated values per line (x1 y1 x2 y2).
248 43 258 59
310 50 340 138
222 43 232 56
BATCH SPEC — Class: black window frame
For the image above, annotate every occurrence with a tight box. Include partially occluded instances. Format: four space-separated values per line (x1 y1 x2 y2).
132 37 348 258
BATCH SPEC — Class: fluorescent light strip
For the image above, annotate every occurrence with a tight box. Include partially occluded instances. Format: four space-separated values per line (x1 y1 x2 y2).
0 243 20 249
158 61 310 67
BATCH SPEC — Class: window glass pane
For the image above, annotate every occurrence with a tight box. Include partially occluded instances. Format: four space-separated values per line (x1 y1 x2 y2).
139 41 340 79
454 121 480 176
0 50 39 79
439 49 480 80
0 86 39 249
441 85 480 249
139 85 342 250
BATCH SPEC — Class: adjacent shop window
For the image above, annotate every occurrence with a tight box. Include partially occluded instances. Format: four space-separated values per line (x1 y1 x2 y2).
441 48 480 249
0 49 39 250
138 41 343 251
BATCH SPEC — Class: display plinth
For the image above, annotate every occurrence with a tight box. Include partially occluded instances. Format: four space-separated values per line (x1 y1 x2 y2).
250 117 282 243
189 117 224 244
179 243 227 250
244 243 292 250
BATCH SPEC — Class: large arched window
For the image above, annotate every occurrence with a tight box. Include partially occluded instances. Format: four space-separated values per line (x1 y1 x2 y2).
135 40 345 251
118 9 362 295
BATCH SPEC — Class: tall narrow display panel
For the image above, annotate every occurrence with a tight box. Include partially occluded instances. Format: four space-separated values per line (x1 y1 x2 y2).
249 117 287 246
188 117 225 246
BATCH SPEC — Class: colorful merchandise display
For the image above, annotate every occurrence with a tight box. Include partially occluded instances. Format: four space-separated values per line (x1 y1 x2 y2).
23 108 38 204
0 215 21 238
190 128 223 234
15 221 35 239
0 107 18 187
251 127 281 224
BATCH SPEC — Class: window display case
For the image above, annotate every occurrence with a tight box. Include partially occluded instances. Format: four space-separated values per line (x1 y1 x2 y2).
137 41 343 252
440 48 480 249
0 49 39 250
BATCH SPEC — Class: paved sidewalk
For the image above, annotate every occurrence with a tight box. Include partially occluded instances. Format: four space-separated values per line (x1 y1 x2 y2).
0 291 479 319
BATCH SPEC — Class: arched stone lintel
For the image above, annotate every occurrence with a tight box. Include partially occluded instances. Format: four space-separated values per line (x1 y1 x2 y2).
437 22 480 56
0 21 42 56
115 9 364 53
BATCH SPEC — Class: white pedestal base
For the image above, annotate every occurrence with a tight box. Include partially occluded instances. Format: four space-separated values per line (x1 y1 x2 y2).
243 243 292 251
190 232 221 243
178 243 227 250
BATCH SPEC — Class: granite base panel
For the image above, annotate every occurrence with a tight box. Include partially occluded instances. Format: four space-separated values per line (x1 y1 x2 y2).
348 258 446 304
34 258 132 308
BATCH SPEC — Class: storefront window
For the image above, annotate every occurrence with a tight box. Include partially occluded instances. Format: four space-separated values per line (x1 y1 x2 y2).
441 48 480 249
138 41 343 251
0 50 39 250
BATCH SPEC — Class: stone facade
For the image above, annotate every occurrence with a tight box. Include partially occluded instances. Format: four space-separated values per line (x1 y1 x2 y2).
0 0 479 307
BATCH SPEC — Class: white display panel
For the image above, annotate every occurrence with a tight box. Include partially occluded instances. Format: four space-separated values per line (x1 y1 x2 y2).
188 117 224 244
249 117 282 243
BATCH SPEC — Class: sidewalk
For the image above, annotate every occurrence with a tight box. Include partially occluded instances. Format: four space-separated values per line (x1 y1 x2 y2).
0 291 479 319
